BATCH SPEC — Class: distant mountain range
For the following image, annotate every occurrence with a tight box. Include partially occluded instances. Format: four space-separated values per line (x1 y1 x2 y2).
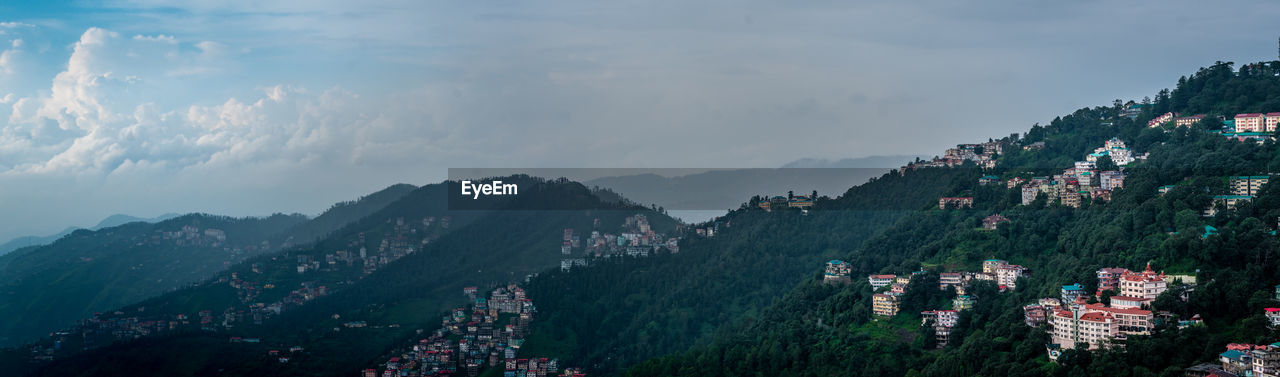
0 213 182 256
779 154 928 168
580 155 927 213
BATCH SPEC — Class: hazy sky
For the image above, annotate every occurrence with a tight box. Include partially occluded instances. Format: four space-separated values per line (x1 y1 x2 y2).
0 0 1278 240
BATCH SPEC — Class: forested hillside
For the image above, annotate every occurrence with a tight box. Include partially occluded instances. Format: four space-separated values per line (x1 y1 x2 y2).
623 60 1280 377
10 176 680 377
0 183 417 348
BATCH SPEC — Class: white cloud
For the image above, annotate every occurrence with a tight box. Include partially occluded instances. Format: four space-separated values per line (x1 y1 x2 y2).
132 34 177 44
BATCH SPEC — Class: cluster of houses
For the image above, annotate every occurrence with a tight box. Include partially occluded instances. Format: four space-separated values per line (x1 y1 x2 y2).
902 141 1007 172
560 214 682 272
1182 286 1280 376
937 138 1139 210
1028 264 1193 359
1187 343 1280 377
1015 139 1134 207
758 192 816 211
1148 111 1280 143
857 259 1027 332
366 284 584 377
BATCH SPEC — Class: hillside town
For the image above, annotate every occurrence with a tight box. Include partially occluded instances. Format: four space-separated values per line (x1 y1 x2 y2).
366 283 584 377
560 214 681 272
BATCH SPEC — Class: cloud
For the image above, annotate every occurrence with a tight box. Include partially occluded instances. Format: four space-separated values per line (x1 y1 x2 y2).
132 34 176 44
0 27 458 178
0 39 18 75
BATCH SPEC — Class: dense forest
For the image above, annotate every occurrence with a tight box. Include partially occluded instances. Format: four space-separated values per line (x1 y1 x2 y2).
616 61 1280 377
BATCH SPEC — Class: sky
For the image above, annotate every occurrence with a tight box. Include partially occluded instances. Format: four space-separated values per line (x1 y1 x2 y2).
0 0 1278 241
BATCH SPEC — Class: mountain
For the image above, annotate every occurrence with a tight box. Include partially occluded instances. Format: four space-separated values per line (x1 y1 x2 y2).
0 184 418 348
7 176 681 376
780 154 929 169
0 213 181 256
584 168 887 212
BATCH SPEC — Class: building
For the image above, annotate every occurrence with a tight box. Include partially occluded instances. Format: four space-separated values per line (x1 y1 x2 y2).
982 259 1007 274
1109 296 1152 310
872 294 900 317
1268 112 1280 132
953 295 974 311
921 310 960 348
1097 267 1128 292
1148 112 1175 127
1022 186 1041 205
938 197 974 209
1060 284 1085 303
1119 263 1167 300
997 264 1027 289
1049 302 1153 351
1060 191 1082 208
1253 344 1280 377
1024 304 1047 327
824 260 852 284
868 274 896 290
1207 195 1253 216
1050 309 1118 350
939 272 964 290
1229 176 1269 196
1100 171 1126 191
1235 113 1266 132
982 214 1010 230
1267 308 1280 328
1174 114 1207 127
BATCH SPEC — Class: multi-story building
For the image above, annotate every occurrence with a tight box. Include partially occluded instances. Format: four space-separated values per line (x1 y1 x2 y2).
920 310 960 348
1060 284 1085 303
1268 113 1280 132
1207 195 1254 216
1230 176 1269 196
1060 191 1082 208
823 260 851 284
953 295 975 311
1096 267 1128 292
873 294 900 317
1254 344 1280 377
1147 112 1175 127
1022 186 1041 205
997 264 1028 289
1024 304 1047 327
1235 113 1266 132
982 259 1007 275
1266 308 1280 328
1119 263 1167 300
1050 309 1118 350
939 272 964 290
868 274 896 290
1109 296 1152 310
1174 114 1207 127
1100 171 1126 191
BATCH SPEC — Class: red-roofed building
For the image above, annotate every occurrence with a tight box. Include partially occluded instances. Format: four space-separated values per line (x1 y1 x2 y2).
868 274 896 289
1119 263 1167 300
1050 309 1118 350
1236 113 1266 132
1268 113 1280 132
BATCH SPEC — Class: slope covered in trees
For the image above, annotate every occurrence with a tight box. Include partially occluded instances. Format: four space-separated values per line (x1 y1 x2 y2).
10 176 680 377
625 60 1280 377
